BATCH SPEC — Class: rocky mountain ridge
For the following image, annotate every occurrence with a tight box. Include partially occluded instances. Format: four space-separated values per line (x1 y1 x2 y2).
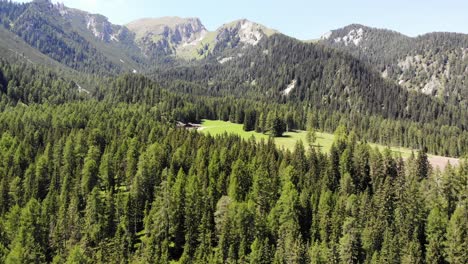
320 24 468 106
0 0 466 106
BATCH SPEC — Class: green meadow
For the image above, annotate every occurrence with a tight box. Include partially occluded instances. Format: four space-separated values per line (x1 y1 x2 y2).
199 119 416 157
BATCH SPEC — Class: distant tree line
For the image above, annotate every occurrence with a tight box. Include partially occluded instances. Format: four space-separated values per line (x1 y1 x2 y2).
0 61 466 157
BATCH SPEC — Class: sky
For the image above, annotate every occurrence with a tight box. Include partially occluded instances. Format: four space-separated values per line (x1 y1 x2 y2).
17 0 468 40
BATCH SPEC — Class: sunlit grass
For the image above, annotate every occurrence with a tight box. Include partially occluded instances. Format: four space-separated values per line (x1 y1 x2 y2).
199 120 417 158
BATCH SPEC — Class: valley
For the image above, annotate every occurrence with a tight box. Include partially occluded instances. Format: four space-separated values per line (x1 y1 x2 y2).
199 119 460 169
0 0 466 263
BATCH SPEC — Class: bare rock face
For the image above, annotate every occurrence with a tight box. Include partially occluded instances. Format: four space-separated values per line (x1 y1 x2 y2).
54 3 127 43
322 24 468 105
207 19 276 59
125 17 277 59
85 15 115 42
334 28 365 46
126 17 208 57
215 19 275 47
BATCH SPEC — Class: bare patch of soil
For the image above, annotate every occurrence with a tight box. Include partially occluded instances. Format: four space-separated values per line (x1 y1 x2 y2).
429 156 460 170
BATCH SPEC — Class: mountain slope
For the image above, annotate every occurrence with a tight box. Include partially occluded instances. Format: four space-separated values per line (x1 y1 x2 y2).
0 1 279 72
126 16 208 59
0 0 465 122
0 0 145 75
0 26 102 93
320 24 468 107
125 17 277 60
154 34 466 130
0 26 70 69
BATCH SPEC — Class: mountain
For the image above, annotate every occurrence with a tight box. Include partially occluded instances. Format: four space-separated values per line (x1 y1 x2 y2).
320 24 468 107
126 17 208 59
0 0 466 115
154 34 466 131
204 19 277 57
0 0 277 72
0 0 145 75
125 17 276 60
0 5 467 263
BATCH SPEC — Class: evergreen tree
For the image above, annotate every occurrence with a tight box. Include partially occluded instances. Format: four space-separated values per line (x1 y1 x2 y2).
416 148 430 180
445 204 467 263
339 217 361 264
271 117 286 137
306 112 317 148
425 206 447 264
5 199 46 264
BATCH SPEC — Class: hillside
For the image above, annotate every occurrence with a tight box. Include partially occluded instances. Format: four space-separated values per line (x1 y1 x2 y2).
0 0 280 72
1 0 465 111
0 0 465 157
0 0 145 75
0 8 466 262
125 17 277 60
0 98 465 263
154 34 466 130
320 24 468 107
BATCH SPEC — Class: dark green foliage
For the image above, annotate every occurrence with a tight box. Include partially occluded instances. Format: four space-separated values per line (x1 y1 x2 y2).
0 60 84 105
0 100 465 263
155 34 466 132
243 109 256 131
0 0 145 75
0 10 465 263
322 24 468 108
445 204 468 263
270 116 286 137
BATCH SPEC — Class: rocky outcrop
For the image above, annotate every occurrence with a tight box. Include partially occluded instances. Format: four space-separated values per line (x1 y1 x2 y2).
126 17 207 57
215 19 276 47
55 3 127 43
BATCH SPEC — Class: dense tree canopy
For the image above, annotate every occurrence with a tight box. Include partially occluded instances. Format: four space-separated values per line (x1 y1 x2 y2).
0 99 465 263
0 7 466 261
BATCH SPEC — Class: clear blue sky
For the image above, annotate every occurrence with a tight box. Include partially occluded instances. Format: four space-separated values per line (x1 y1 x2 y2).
18 0 468 40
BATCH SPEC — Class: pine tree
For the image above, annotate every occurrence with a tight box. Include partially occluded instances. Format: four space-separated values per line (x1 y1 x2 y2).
425 206 447 264
65 245 90 264
271 117 286 137
228 159 251 201
0 173 9 215
5 199 46 264
339 217 361 264
83 187 104 247
269 180 306 263
81 146 100 197
445 204 467 263
249 237 273 264
141 181 171 263
306 112 317 148
180 172 202 261
416 148 430 180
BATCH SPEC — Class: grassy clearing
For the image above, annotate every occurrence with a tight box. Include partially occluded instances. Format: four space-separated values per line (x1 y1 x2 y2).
199 120 334 152
199 120 417 158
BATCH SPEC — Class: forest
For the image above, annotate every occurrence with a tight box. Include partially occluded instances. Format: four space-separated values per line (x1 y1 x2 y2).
0 100 466 263
0 2 466 261
0 59 466 263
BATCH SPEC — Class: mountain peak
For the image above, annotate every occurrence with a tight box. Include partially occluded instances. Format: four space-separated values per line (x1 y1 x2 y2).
215 19 277 47
323 24 410 47
220 19 276 36
125 16 208 58
126 17 206 39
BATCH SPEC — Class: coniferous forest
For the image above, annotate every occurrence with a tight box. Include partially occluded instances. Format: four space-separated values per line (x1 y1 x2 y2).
0 60 466 263
0 0 467 263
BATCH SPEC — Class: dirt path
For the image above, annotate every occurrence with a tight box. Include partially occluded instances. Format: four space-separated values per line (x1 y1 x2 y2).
428 156 460 170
